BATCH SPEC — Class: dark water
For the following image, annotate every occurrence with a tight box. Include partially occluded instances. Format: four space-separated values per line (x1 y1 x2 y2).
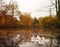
0 29 58 47
0 28 54 37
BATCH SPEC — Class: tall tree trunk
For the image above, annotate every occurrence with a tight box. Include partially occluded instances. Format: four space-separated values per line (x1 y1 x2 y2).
57 0 60 20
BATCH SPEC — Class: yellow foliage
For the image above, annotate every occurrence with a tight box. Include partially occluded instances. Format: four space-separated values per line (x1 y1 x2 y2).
1 17 5 24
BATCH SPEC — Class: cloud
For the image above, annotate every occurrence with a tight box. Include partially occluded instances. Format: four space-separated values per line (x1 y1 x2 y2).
6 0 55 18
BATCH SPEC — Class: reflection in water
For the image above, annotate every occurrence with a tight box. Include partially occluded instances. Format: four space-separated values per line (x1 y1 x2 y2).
0 29 57 47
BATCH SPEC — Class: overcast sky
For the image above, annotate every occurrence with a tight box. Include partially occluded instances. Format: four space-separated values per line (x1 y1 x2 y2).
6 0 56 18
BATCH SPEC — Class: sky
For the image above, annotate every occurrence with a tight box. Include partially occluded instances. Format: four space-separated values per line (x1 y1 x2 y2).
5 0 56 18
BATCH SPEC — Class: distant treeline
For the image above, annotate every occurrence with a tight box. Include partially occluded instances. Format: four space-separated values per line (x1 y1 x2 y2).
0 1 60 29
0 12 60 29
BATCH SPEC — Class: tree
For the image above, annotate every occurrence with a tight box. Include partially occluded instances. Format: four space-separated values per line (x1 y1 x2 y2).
0 6 8 27
38 17 44 28
55 0 60 20
5 1 20 27
0 0 5 11
19 13 33 28
33 18 39 27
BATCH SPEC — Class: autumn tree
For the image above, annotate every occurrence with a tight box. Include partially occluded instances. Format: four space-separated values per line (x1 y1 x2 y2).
19 13 33 28
4 1 21 28
0 0 7 27
38 17 45 28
